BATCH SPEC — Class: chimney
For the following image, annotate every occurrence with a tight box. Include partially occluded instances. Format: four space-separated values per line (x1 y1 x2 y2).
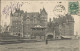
40 9 42 13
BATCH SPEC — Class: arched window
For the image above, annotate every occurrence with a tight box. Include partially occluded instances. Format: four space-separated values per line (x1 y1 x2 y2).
26 17 30 24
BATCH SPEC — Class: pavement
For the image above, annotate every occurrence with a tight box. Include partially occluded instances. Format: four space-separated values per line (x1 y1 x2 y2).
0 39 79 51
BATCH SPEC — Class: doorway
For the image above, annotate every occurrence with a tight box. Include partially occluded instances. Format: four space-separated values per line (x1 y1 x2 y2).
47 35 53 39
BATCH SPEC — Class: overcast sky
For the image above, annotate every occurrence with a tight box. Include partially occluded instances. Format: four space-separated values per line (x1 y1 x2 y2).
1 1 80 35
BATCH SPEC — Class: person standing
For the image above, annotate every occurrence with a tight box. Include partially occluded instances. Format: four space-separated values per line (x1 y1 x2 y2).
46 39 48 44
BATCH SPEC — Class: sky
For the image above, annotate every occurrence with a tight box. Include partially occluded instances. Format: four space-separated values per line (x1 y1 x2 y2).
1 1 80 36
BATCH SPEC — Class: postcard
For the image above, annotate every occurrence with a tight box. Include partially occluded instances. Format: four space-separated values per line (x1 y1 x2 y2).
0 0 80 51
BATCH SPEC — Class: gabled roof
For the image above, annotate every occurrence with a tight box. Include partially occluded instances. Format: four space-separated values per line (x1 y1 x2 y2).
52 14 74 25
40 8 47 15
65 14 74 21
11 8 24 17
23 12 40 21
27 12 39 17
32 25 46 29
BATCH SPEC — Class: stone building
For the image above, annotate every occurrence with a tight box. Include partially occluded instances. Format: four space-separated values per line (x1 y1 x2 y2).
10 7 74 39
53 14 74 39
10 8 24 37
10 8 47 38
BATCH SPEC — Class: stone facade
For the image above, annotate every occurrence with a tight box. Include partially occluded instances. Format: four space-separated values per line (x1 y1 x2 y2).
10 8 47 37
10 8 74 39
10 8 24 37
53 14 74 39
47 14 74 39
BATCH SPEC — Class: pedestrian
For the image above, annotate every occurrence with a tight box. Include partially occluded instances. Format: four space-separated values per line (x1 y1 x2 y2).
46 39 48 44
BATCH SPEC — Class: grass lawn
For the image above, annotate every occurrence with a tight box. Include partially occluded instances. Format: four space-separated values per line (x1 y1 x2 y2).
0 39 79 51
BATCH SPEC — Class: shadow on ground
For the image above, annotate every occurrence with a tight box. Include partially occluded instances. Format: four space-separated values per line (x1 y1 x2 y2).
0 39 38 45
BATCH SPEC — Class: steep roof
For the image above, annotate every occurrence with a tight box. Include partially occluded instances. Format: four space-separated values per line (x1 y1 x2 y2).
65 14 74 21
11 8 24 17
52 14 74 25
27 12 39 17
23 12 40 21
40 8 47 15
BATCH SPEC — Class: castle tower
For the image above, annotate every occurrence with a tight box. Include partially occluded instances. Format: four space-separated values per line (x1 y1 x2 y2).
40 8 48 27
61 14 74 36
10 8 24 37
65 14 74 36
52 14 74 39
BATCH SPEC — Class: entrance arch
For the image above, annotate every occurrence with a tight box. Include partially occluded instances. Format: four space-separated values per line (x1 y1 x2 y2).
46 33 54 39
47 35 53 39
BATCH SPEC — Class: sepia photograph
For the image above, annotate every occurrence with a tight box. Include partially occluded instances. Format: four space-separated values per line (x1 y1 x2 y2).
0 0 80 51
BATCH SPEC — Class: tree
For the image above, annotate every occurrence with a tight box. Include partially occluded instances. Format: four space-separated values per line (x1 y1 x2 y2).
0 25 2 33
